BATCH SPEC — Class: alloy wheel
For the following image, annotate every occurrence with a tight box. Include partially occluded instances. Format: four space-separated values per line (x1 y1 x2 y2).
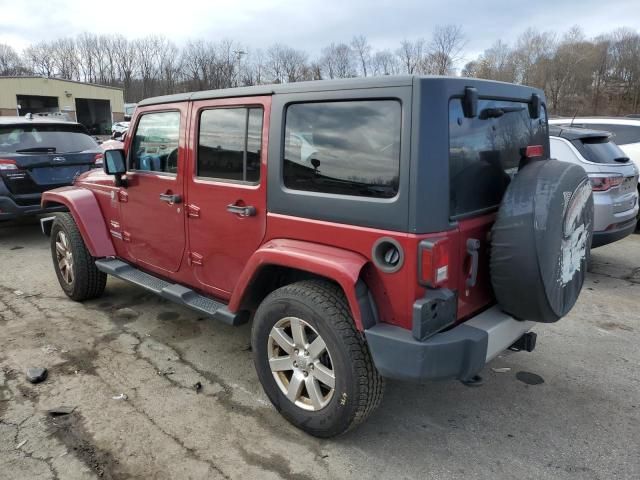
267 316 335 411
55 231 74 285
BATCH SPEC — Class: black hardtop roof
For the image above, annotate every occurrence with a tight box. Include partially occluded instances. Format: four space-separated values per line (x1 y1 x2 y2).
138 75 545 107
549 125 611 141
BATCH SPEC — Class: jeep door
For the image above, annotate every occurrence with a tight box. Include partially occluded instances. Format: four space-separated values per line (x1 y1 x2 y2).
119 105 187 273
186 97 269 294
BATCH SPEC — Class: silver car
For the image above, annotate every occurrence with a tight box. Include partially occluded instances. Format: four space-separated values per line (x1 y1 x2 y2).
550 125 638 247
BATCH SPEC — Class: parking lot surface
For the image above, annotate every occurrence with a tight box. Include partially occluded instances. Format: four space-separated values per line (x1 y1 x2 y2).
1 219 639 480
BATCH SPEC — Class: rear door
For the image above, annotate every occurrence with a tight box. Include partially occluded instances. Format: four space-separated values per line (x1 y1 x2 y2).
186 96 269 295
0 123 101 204
119 106 187 273
448 98 549 319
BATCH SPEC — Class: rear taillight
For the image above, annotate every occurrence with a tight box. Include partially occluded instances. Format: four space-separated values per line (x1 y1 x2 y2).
418 238 449 288
589 174 623 192
0 159 18 171
524 145 544 159
94 153 104 167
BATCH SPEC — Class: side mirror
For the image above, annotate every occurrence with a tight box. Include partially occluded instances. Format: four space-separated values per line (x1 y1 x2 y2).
104 149 127 187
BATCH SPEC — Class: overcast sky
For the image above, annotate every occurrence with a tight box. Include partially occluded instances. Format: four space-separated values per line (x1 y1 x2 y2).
1 0 639 63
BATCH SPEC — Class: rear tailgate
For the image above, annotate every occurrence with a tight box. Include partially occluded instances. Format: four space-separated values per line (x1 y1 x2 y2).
448 96 549 321
1 152 98 195
0 122 101 201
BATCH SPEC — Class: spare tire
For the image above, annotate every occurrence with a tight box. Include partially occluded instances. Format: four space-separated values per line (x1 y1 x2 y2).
491 160 594 323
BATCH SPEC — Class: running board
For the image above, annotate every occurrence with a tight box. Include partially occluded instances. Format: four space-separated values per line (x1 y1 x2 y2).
94 258 248 326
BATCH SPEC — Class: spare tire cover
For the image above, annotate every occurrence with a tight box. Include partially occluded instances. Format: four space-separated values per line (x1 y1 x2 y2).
491 160 594 323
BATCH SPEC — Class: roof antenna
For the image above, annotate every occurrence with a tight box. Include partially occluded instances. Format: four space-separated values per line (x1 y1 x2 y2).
570 108 579 127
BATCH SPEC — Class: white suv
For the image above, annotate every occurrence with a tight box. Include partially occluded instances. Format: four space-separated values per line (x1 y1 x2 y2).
549 117 640 183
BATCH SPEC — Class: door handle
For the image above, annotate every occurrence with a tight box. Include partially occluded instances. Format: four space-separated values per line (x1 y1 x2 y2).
226 203 256 217
159 193 182 205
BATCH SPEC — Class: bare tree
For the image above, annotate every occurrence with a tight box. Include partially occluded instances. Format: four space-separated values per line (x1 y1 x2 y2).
0 44 24 75
321 42 355 79
23 42 57 77
397 39 425 74
372 50 400 76
351 35 371 77
428 25 466 75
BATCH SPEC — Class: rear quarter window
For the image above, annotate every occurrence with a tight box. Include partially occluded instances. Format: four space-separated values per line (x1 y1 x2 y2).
283 100 401 199
449 98 548 218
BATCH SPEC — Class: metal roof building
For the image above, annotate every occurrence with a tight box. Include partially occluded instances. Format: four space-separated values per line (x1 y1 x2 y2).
0 76 125 135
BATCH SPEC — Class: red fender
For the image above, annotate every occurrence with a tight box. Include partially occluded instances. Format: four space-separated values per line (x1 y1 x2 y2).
42 187 116 257
230 239 369 330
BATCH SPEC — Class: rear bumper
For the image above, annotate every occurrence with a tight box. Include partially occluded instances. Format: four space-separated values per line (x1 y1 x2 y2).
0 194 67 220
365 306 534 382
592 218 637 248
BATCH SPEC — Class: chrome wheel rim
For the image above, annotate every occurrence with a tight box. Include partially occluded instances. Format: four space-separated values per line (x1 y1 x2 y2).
55 231 74 285
267 317 335 411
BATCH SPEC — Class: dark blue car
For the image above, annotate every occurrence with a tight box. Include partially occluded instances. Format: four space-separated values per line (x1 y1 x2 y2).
0 115 103 221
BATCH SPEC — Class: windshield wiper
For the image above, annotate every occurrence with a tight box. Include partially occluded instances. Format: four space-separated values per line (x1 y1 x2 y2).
15 147 57 153
479 106 525 120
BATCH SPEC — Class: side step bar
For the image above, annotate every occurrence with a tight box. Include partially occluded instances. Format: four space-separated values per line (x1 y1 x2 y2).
94 258 248 326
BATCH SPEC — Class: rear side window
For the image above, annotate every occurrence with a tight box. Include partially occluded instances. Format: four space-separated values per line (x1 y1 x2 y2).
197 107 263 183
449 98 548 217
283 100 401 199
0 124 98 154
130 111 180 174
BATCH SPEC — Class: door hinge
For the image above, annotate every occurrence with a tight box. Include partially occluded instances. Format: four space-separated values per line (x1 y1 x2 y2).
187 204 201 218
118 190 129 203
188 252 203 266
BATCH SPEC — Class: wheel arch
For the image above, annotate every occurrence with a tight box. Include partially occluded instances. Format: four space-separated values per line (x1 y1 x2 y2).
42 187 115 257
230 239 377 331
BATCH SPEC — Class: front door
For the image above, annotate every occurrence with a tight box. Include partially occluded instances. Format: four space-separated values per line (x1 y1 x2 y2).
120 106 187 273
186 97 270 294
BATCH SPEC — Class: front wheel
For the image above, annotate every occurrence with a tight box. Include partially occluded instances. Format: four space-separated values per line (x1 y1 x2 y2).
251 280 384 437
50 213 107 301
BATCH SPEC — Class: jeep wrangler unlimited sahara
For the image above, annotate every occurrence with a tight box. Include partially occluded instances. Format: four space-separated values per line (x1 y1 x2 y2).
41 76 593 437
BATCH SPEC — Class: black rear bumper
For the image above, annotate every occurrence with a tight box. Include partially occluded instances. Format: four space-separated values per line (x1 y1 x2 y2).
0 195 66 220
365 306 534 382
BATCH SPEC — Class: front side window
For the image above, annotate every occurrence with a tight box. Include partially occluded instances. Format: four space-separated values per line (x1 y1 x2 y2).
283 100 401 199
449 98 548 217
197 107 263 183
130 111 180 174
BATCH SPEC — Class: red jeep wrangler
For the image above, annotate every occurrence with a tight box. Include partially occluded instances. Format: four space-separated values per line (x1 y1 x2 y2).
42 76 593 437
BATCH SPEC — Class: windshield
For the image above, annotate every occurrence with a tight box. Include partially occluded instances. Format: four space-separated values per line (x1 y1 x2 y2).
449 98 548 218
0 124 98 154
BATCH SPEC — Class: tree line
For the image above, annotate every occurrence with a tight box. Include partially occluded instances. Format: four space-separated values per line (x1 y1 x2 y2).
0 24 638 115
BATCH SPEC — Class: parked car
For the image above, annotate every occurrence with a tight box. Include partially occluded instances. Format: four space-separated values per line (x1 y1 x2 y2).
41 77 593 437
0 115 103 221
111 121 130 139
550 125 638 247
549 117 640 180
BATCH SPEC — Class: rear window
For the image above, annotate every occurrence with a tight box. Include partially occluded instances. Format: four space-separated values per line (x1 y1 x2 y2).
577 137 630 164
449 98 548 218
283 100 401 199
0 124 98 154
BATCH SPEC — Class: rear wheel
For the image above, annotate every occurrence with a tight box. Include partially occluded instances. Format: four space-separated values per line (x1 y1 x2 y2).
252 280 384 437
50 213 107 301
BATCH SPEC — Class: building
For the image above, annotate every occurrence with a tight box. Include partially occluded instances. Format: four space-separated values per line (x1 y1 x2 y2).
0 76 125 135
